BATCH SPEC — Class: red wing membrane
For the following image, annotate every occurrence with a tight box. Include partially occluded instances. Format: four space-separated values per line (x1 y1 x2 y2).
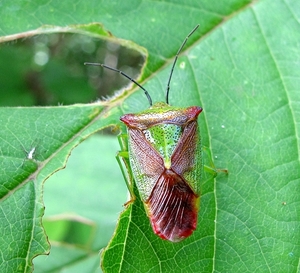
146 169 199 242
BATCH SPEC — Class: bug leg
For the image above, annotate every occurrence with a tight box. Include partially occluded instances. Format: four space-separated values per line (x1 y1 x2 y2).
116 133 136 204
203 146 228 177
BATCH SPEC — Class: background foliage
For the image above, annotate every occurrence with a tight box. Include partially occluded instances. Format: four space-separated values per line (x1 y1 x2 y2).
0 0 299 272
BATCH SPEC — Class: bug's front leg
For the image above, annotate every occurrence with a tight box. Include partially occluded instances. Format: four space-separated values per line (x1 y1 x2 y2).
116 133 136 203
203 146 228 177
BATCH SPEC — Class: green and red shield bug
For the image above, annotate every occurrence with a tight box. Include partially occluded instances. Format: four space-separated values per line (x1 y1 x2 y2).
86 25 206 242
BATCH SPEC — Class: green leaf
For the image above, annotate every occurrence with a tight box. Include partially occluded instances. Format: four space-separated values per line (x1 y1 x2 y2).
33 134 127 273
0 0 299 272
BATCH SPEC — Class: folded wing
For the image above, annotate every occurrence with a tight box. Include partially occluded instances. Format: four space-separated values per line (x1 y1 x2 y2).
146 169 199 242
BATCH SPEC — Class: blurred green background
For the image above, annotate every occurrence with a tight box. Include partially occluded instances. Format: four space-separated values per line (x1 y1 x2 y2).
0 33 144 106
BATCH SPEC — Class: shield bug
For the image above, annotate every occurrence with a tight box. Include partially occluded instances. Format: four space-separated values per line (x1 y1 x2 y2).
86 25 206 242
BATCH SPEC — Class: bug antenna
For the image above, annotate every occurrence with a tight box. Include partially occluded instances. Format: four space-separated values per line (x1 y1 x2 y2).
84 62 153 106
165 24 199 105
